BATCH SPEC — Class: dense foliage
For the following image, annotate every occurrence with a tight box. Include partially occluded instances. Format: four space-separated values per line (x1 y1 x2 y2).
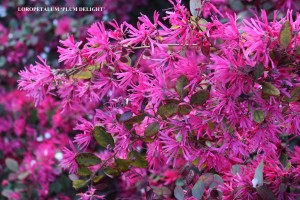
2 0 300 199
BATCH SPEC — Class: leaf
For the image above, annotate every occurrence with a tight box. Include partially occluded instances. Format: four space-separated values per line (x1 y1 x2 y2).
1 189 13 198
190 90 209 106
197 18 208 31
176 75 189 98
157 103 178 118
145 122 160 137
257 185 277 200
72 179 87 190
174 186 185 200
5 158 19 172
201 42 210 57
93 174 105 183
192 180 205 199
279 21 292 48
253 110 265 123
124 113 146 124
288 87 300 102
199 173 214 188
141 137 155 143
93 126 114 148
252 161 264 188
253 62 264 80
295 45 300 55
190 0 203 17
115 158 131 172
129 151 148 168
120 55 132 66
119 111 133 122
0 56 6 67
77 166 92 176
262 82 280 96
153 186 172 196
178 104 192 115
229 0 244 11
18 171 30 180
29 109 38 124
73 70 93 80
209 174 224 188
176 178 185 186
231 164 241 175
103 167 120 178
75 153 101 167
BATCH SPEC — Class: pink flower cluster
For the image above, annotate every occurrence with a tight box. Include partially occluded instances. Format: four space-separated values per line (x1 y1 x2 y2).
0 90 77 199
18 0 300 199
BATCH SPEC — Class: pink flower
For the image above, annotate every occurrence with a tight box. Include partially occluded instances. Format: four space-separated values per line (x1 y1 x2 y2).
18 57 54 106
58 34 83 67
73 118 94 150
60 141 78 174
55 16 73 36
13 118 26 136
0 23 9 46
77 187 105 200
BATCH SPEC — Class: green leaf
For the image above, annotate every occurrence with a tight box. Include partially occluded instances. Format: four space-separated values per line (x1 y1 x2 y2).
262 82 280 96
29 109 38 124
157 103 178 118
190 90 209 106
125 113 146 124
145 122 159 137
288 87 300 102
129 151 148 168
279 21 292 48
174 186 185 200
176 178 185 186
257 185 277 200
253 110 265 123
295 45 300 55
153 186 172 196
115 158 131 172
72 179 87 190
252 161 264 188
5 158 19 172
93 126 114 148
176 75 189 98
103 167 120 178
197 18 208 31
50 181 62 194
0 56 6 67
73 70 93 80
77 166 92 176
253 62 264 80
93 174 105 183
178 104 192 115
75 153 101 167
192 180 205 199
141 137 155 143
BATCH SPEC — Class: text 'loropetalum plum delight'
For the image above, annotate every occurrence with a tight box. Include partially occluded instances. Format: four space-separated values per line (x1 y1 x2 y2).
18 0 300 199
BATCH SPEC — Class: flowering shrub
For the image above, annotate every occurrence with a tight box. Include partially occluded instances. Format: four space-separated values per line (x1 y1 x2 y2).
14 0 300 199
0 0 155 199
0 90 78 199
